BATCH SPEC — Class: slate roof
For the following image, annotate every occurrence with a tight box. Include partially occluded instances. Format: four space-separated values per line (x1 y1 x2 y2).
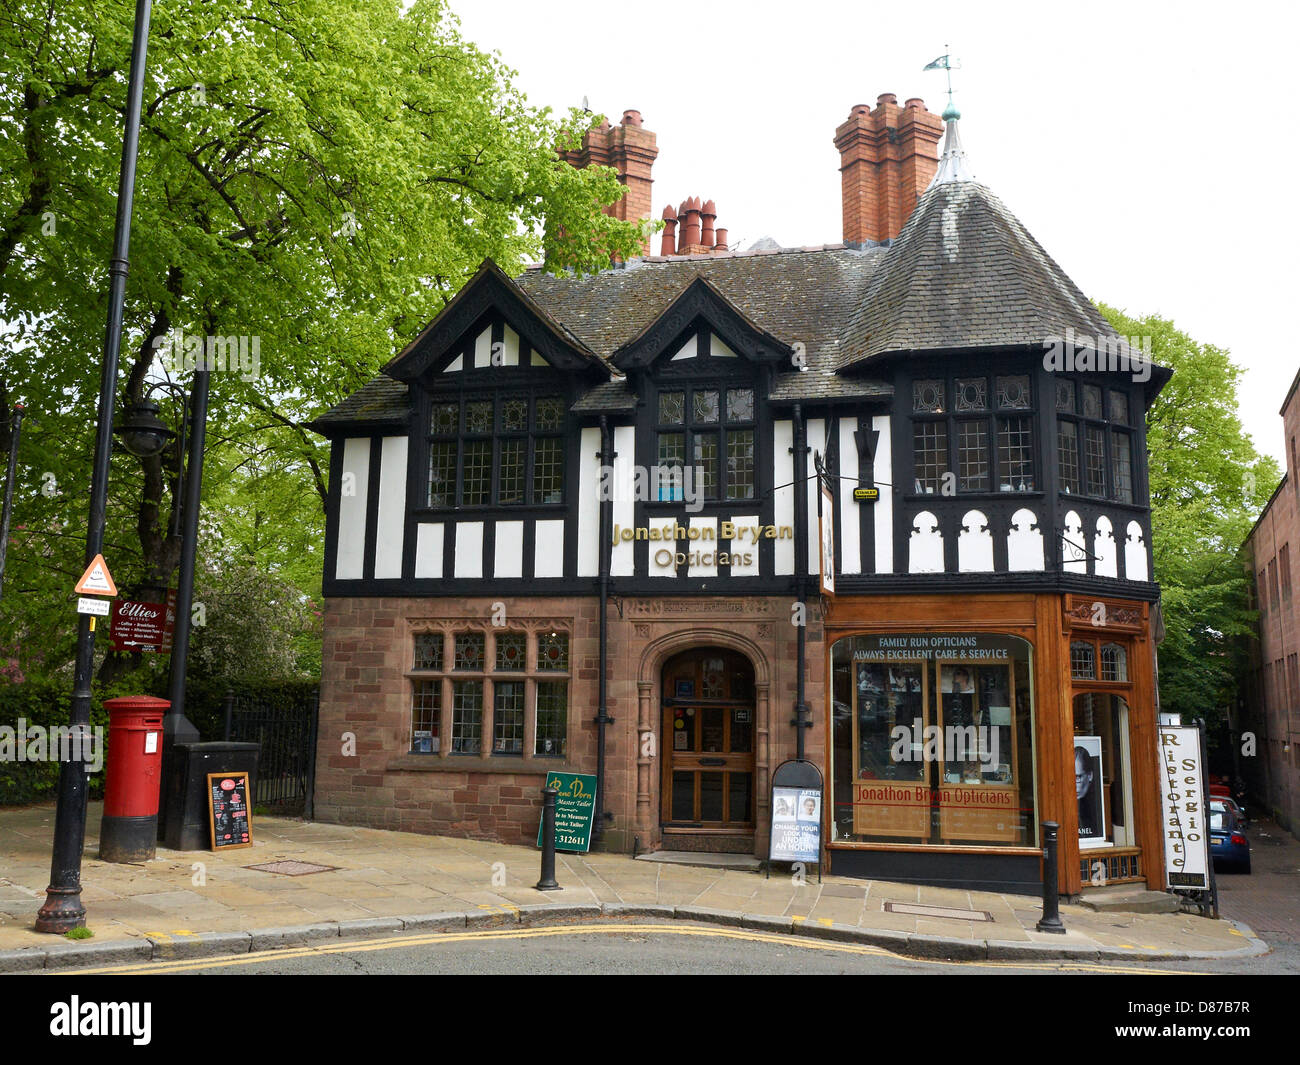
309 375 408 430
837 179 1120 369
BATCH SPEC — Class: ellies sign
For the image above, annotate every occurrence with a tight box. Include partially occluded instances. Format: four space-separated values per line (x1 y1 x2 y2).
108 591 176 653
536 771 597 853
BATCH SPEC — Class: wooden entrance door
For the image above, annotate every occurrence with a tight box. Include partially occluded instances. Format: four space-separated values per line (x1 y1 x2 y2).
661 649 756 828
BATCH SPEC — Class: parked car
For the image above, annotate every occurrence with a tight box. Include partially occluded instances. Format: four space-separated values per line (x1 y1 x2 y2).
1216 796 1249 827
1210 799 1251 874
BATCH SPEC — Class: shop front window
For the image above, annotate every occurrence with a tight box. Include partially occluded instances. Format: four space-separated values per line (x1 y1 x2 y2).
1072 692 1134 850
830 633 1038 848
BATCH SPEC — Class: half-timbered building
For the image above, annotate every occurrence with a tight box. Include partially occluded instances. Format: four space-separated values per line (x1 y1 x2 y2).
309 94 1171 896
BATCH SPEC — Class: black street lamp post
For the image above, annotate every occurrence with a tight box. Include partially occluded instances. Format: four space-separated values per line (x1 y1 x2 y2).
36 0 153 934
115 376 210 749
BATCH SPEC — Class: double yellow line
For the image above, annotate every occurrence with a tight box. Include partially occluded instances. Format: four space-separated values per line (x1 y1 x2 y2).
58 922 1198 976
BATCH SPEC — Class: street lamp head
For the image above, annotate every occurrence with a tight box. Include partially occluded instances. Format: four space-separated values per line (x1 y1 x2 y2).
115 399 175 458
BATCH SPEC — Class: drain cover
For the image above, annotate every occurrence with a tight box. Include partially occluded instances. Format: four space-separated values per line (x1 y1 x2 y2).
246 860 338 877
884 901 993 922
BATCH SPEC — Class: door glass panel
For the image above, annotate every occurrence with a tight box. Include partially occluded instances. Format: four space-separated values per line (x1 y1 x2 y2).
728 773 752 822
671 707 694 751
672 772 695 820
730 707 752 753
700 772 724 821
700 707 725 753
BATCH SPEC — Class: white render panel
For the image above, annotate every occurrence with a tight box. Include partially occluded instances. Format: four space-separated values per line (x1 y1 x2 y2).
414 523 444 579
837 420 861 575
472 326 492 368
1094 516 1117 578
688 517 718 578
712 334 738 358
909 510 944 573
531 350 547 366
502 324 520 366
728 515 760 576
773 420 795 575
957 509 994 572
1007 508 1045 571
494 520 524 578
611 425 636 577
647 512 680 579
1124 520 1149 582
444 353 463 372
577 426 601 576
805 419 825 574
872 415 892 574
335 438 370 580
454 521 484 578
1062 510 1087 573
373 436 408 579
670 333 697 360
534 520 564 577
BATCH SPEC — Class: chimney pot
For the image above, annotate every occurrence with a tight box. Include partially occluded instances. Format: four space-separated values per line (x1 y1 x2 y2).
622 109 643 126
701 199 717 248
662 204 677 219
850 103 870 116
877 93 897 106
905 98 925 110
714 228 729 252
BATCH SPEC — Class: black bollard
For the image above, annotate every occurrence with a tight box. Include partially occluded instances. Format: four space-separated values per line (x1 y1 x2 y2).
536 786 560 891
1036 820 1066 934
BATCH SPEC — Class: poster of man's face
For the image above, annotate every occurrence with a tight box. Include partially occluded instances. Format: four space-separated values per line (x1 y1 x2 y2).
1075 737 1105 842
942 665 974 693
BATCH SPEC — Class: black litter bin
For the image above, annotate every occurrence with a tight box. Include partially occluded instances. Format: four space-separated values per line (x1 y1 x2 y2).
160 741 260 851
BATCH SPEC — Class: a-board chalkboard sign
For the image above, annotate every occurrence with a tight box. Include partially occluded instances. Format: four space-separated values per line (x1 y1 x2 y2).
206 771 254 850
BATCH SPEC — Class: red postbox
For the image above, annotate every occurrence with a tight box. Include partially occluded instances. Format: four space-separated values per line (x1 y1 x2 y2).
100 696 168 863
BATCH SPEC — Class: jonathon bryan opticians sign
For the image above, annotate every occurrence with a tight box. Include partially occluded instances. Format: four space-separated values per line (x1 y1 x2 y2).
610 522 793 569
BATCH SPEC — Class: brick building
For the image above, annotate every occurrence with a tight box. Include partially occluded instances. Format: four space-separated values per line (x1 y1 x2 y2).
308 93 1173 896
1241 371 1300 839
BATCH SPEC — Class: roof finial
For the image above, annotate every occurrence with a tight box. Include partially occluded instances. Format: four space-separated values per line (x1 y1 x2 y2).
923 48 961 121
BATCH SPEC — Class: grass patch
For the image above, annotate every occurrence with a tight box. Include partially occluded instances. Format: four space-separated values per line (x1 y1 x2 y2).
64 926 94 940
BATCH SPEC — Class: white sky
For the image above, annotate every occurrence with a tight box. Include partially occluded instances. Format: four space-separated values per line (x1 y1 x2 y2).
454 0 1300 465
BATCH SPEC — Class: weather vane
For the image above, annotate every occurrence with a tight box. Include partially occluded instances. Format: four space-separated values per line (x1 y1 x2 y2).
923 47 961 120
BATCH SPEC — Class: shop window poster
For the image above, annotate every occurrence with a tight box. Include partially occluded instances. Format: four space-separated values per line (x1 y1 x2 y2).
1075 736 1106 846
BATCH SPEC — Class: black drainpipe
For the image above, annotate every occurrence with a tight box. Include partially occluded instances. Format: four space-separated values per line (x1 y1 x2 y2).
594 413 614 844
792 403 810 761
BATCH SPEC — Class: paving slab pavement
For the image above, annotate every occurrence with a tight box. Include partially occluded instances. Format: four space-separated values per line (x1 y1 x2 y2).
0 801 1269 971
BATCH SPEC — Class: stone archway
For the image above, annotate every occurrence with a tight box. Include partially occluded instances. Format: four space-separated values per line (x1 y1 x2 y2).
634 628 772 847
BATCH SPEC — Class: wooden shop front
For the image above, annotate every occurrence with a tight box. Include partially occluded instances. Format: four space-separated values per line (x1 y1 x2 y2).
822 592 1164 897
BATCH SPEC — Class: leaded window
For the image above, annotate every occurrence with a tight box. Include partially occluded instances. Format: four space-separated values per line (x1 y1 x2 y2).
955 378 987 412
1100 644 1128 682
1109 391 1130 426
407 629 570 761
655 382 755 502
414 633 443 671
426 394 566 508
1111 430 1133 503
537 632 569 671
996 375 1031 410
1081 384 1102 419
997 416 1035 490
1058 421 1080 494
1070 641 1096 679
454 632 485 671
495 632 527 671
493 681 525 755
1055 379 1075 414
411 681 440 754
913 379 945 413
536 682 567 756
913 421 948 493
957 420 988 491
451 680 482 754
1085 426 1107 496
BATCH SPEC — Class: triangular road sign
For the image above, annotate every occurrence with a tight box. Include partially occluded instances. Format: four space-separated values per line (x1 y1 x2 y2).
74 553 118 596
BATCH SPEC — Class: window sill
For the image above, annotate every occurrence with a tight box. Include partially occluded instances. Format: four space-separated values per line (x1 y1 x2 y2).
388 754 576 774
903 491 1044 502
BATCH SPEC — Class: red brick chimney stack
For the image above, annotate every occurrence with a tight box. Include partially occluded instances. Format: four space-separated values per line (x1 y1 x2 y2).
700 199 717 249
560 107 659 254
833 94 944 245
660 204 678 256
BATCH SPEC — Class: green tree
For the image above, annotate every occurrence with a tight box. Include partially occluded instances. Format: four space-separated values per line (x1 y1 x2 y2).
1098 304 1279 727
0 0 642 686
